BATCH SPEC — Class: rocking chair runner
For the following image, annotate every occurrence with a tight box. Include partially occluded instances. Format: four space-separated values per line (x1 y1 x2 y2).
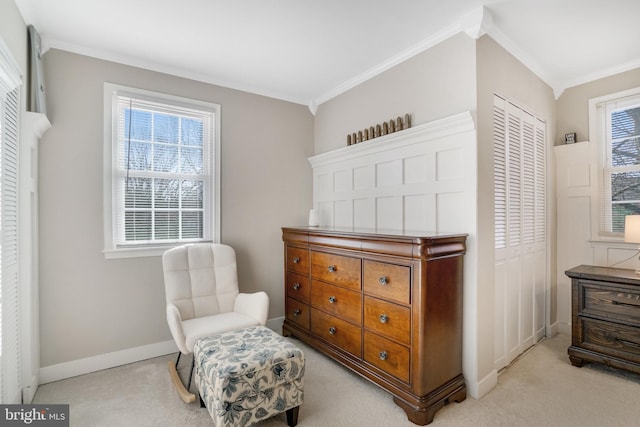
162 243 269 403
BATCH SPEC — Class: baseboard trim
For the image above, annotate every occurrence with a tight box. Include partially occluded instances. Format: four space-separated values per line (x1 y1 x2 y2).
22 374 38 403
39 340 178 385
38 318 287 385
468 369 498 400
556 320 571 336
267 316 284 333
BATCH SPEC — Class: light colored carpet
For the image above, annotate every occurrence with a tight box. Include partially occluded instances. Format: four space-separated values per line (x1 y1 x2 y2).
34 333 640 426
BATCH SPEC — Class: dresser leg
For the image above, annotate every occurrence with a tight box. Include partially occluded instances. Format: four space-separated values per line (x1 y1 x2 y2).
393 397 444 426
448 386 467 403
569 355 584 367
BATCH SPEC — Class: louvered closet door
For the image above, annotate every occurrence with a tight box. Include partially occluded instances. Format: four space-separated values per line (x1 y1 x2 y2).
0 88 21 404
493 95 547 370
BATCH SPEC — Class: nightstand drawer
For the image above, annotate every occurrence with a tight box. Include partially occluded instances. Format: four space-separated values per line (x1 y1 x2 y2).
364 331 410 383
363 260 410 305
311 251 361 290
581 317 640 363
311 308 361 357
364 296 410 345
582 283 640 323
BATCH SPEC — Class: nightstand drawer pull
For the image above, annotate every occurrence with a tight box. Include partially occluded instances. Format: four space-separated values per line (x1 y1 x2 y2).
292 257 300 264
293 309 301 317
328 296 337 304
379 276 388 285
328 327 336 335
612 300 640 308
328 265 336 273
293 283 301 290
617 338 640 349
379 314 389 324
379 351 388 361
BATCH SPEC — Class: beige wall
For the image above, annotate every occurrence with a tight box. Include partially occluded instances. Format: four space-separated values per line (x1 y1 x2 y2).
39 49 313 367
476 35 556 382
556 68 640 144
314 33 477 154
0 0 27 105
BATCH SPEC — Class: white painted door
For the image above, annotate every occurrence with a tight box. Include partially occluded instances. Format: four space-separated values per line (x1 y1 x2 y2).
494 95 547 370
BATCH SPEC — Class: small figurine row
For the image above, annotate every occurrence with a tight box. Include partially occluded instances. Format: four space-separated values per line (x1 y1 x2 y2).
347 113 411 146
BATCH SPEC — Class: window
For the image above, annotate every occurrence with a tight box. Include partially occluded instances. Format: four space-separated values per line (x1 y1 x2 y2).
593 88 640 235
104 84 220 258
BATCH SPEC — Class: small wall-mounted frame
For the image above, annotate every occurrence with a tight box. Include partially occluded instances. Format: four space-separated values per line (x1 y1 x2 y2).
564 132 576 144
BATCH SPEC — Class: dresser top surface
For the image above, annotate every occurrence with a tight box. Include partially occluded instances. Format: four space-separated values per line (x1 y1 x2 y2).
282 226 467 241
565 264 640 285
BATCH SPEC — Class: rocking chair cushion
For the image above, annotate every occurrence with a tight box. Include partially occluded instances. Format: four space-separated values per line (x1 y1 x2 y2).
183 312 261 353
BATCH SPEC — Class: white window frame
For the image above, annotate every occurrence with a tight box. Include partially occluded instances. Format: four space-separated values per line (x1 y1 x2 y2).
589 86 640 238
103 83 221 259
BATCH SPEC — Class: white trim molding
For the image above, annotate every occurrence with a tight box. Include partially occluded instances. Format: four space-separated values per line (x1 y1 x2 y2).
39 340 178 385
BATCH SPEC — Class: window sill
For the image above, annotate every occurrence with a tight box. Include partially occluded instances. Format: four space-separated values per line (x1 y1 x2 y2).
589 239 638 248
103 245 177 259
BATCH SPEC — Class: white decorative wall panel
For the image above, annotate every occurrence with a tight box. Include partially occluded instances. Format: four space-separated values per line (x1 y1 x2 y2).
309 112 476 235
404 156 427 184
437 192 466 231
404 194 429 231
554 141 595 334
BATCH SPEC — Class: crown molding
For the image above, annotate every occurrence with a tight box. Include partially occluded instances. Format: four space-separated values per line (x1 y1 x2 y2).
559 58 640 95
44 38 310 107
460 6 493 40
484 24 563 98
312 22 461 108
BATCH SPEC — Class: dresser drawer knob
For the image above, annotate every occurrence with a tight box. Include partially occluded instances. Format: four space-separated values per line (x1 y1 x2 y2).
293 283 301 290
292 257 300 264
328 265 336 273
328 296 337 304
293 309 301 317
379 314 389 324
379 276 388 285
379 351 388 361
328 327 336 335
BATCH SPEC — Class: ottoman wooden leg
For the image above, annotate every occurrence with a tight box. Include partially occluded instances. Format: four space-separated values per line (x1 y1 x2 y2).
286 406 299 427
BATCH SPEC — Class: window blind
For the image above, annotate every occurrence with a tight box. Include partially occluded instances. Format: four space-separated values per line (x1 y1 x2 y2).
112 94 214 246
597 97 640 234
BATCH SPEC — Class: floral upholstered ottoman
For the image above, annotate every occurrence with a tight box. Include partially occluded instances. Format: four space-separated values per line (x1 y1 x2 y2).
193 326 304 426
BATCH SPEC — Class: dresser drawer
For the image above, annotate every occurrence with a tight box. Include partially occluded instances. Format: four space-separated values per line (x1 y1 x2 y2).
311 308 361 356
286 272 310 302
581 317 640 363
363 260 410 305
286 298 310 329
287 246 309 275
364 296 410 345
311 251 361 291
364 331 410 383
310 280 362 325
582 283 640 323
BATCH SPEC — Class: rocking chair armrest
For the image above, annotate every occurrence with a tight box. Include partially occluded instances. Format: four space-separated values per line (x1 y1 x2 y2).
234 291 269 326
166 304 189 354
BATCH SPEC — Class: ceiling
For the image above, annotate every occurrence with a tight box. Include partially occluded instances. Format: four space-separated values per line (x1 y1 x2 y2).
14 0 640 111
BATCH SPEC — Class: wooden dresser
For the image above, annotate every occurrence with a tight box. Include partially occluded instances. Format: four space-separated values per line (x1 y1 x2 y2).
566 265 640 374
282 226 467 425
